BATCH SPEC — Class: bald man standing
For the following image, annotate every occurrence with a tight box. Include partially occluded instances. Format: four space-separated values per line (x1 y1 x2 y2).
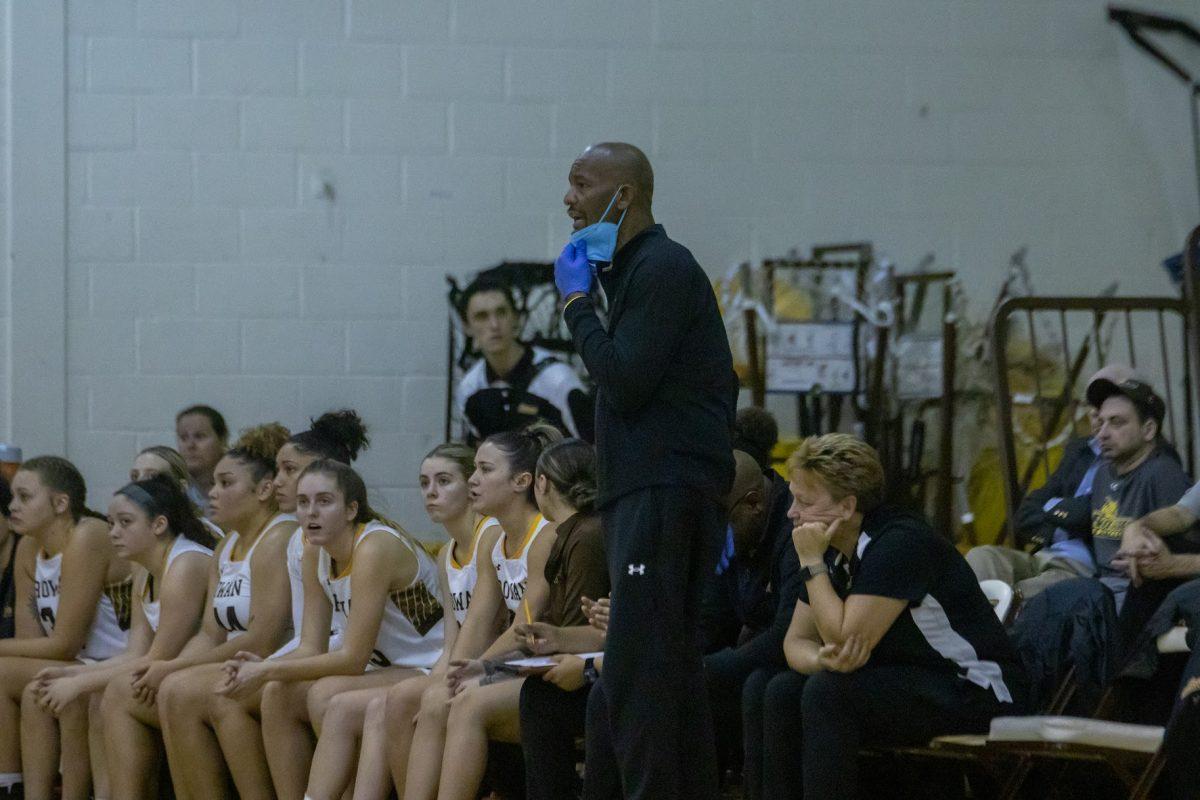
555 142 737 800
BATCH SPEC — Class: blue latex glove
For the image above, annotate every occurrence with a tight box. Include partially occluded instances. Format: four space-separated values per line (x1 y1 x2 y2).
715 525 735 576
554 241 592 298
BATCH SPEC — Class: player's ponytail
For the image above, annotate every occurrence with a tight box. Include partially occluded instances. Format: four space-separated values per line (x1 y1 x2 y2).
483 422 564 504
536 439 596 514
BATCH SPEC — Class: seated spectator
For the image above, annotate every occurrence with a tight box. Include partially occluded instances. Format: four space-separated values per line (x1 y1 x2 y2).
1082 379 1191 645
1017 378 1193 680
454 275 594 444
966 364 1135 598
1114 476 1200 586
733 407 780 474
174 404 228 513
700 449 796 780
0 477 13 640
763 434 1027 800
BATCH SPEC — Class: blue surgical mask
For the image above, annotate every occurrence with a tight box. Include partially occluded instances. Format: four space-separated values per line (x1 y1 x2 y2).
569 187 627 266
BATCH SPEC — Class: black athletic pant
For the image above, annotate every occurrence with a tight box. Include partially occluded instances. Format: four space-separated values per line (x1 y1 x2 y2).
584 485 725 800
801 666 1012 800
519 677 590 800
742 667 805 800
705 645 768 782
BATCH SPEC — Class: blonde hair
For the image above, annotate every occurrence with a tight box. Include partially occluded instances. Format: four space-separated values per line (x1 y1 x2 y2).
786 433 884 514
137 445 190 486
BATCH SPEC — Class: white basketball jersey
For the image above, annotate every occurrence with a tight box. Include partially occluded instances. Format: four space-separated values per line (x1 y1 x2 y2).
212 513 296 639
318 521 445 671
35 549 130 661
270 527 343 659
143 537 213 632
492 514 550 615
286 527 306 636
444 516 498 625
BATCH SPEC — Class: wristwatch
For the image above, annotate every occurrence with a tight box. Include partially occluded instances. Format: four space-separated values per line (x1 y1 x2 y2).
798 562 830 583
583 656 599 685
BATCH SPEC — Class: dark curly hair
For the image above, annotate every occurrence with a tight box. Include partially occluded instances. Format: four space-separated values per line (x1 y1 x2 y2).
289 409 369 465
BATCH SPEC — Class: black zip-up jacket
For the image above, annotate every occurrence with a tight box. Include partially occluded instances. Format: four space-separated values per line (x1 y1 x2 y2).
1015 436 1097 549
564 224 737 507
698 471 798 666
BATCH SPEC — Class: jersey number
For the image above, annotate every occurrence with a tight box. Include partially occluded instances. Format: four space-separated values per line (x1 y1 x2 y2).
215 606 247 632
368 649 391 669
40 606 56 630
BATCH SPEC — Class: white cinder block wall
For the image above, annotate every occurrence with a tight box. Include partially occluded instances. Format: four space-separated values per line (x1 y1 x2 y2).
0 3 8 440
4 0 1195 533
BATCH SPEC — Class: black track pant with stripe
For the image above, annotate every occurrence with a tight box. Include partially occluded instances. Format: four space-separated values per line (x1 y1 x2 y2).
802 665 1012 800
583 485 725 800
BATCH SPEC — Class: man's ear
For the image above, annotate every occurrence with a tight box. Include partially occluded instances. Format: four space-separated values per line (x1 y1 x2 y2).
615 183 632 211
1142 418 1159 443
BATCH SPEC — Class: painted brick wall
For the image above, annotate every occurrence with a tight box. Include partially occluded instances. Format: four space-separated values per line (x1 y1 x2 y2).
57 0 1193 532
0 3 8 439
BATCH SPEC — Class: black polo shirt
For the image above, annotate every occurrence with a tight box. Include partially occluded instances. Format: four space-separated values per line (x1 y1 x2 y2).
563 224 737 507
849 507 1024 704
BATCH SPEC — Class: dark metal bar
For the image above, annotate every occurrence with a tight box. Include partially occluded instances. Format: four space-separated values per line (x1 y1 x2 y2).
1108 6 1200 84
1059 310 1073 429
999 296 1186 313
1182 224 1200 474
444 310 455 441
991 308 1022 546
1158 309 1178 444
1025 308 1052 482
938 313 957 539
1124 309 1137 368
743 308 765 408
764 260 775 318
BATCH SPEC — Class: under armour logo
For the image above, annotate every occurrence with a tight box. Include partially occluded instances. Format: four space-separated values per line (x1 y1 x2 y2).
627 563 646 576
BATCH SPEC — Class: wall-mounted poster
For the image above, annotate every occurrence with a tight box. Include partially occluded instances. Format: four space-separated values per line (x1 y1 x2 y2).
893 335 944 399
766 322 857 393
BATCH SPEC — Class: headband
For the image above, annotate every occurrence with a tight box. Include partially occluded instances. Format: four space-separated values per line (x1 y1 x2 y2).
117 483 158 514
